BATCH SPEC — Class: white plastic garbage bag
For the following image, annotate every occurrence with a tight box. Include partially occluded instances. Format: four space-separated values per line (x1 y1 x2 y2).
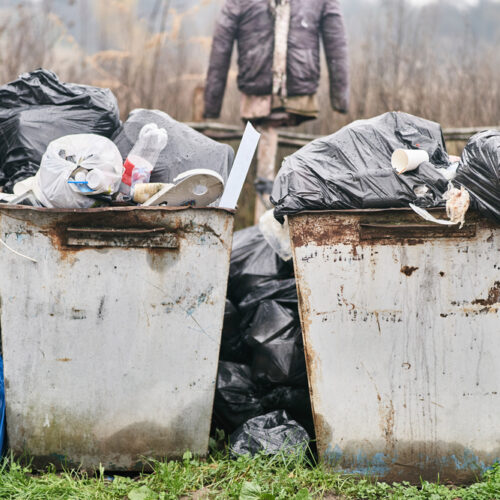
35 134 124 208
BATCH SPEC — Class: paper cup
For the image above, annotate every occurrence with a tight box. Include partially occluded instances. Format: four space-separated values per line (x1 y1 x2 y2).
392 149 430 174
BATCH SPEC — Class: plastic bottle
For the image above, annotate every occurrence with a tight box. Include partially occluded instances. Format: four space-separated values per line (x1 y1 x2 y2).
87 169 117 195
120 123 168 194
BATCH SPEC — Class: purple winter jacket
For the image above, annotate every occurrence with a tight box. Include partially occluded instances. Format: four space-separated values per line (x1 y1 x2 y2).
204 0 349 119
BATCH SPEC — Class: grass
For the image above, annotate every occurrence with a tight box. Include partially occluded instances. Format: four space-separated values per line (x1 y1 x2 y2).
0 450 498 500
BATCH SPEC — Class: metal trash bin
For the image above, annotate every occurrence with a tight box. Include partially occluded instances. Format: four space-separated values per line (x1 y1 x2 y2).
0 206 233 470
288 209 500 483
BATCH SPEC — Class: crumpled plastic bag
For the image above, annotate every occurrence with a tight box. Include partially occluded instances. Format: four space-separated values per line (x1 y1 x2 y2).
213 362 263 433
215 224 314 442
258 209 292 261
271 111 451 217
35 134 124 208
454 130 500 223
261 387 314 437
113 108 234 184
230 410 310 456
243 300 306 387
0 69 120 192
237 277 298 315
214 362 313 436
220 300 251 363
228 225 293 306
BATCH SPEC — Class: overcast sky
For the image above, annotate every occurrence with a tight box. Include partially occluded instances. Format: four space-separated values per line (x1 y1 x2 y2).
409 0 499 3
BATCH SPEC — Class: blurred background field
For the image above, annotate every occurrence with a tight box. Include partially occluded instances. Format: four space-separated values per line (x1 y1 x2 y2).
0 0 498 226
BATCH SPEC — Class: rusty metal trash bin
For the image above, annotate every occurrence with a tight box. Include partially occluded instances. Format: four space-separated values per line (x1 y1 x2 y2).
0 205 233 470
288 209 500 483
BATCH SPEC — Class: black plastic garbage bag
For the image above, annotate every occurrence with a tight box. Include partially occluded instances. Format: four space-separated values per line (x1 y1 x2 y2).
261 386 314 437
228 225 293 305
213 362 263 433
455 130 500 223
113 109 234 184
215 223 313 443
244 300 298 346
230 410 310 456
220 300 251 363
0 69 120 192
242 300 306 386
251 324 307 387
271 112 451 217
237 277 298 315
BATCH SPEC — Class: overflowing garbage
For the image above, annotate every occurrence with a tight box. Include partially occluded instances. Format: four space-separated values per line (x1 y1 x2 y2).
0 69 120 193
34 134 123 208
455 130 500 223
271 112 451 217
214 219 314 455
113 109 234 185
271 111 500 227
1 69 499 464
0 70 238 209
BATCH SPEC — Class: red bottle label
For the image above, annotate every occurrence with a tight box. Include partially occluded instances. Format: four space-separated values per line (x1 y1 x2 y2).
122 158 135 186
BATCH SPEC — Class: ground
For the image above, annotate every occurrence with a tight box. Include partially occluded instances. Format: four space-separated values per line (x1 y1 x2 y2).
0 451 499 499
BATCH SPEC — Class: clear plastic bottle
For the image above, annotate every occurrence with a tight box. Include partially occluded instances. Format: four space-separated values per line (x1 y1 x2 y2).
120 123 168 194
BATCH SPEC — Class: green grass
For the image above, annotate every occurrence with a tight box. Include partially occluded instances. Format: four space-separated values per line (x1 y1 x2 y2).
0 450 498 500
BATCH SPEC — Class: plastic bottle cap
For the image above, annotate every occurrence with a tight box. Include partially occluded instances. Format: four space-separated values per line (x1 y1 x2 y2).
87 170 104 190
75 171 87 183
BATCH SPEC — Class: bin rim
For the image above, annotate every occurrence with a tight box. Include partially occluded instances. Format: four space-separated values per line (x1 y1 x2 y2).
0 205 236 215
287 207 445 216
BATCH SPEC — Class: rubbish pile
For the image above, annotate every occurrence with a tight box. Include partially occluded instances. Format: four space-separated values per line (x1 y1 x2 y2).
271 111 500 226
271 112 451 216
0 69 120 194
214 218 313 456
455 130 500 223
0 70 236 209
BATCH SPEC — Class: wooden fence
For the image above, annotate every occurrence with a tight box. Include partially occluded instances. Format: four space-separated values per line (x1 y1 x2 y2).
186 122 499 229
186 122 498 151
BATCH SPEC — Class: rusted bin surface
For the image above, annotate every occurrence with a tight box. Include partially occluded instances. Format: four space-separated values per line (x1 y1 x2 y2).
0 206 233 470
288 209 500 483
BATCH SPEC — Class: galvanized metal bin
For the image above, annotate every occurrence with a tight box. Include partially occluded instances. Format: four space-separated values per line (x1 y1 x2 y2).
288 209 500 483
0 206 233 470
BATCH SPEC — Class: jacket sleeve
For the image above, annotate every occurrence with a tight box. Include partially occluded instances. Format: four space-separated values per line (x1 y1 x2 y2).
204 0 239 119
321 0 349 114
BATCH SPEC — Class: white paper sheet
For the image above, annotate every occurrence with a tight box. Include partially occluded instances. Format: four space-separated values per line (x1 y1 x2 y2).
218 122 261 210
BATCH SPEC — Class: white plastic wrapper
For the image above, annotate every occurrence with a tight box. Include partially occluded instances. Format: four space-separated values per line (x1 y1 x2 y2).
259 209 293 262
35 134 124 208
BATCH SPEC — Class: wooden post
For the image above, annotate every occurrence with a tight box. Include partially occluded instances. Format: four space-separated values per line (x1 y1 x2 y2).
192 84 205 123
254 125 279 223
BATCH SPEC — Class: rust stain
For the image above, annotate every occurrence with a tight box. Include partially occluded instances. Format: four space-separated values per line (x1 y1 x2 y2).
56 358 72 362
36 209 197 257
471 281 500 306
314 413 333 457
401 266 419 277
337 285 355 310
381 400 396 453
288 210 489 250
374 311 381 335
431 401 444 408
294 275 327 456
